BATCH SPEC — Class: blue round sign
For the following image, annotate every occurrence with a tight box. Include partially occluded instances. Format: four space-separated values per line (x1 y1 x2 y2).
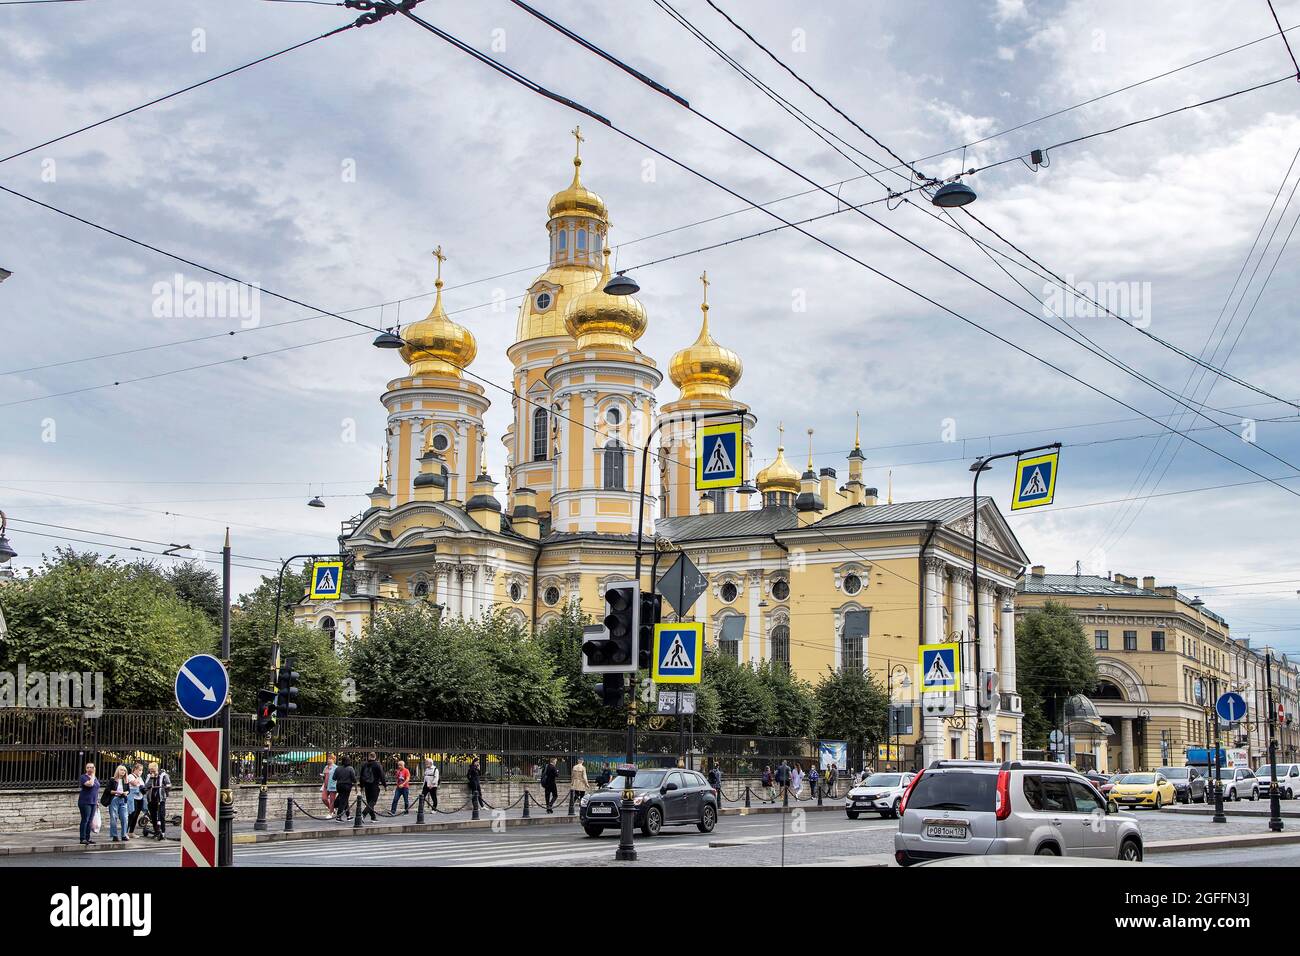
175 653 229 721
1216 691 1247 724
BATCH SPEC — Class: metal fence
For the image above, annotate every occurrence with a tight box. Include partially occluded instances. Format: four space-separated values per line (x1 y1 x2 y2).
0 709 828 790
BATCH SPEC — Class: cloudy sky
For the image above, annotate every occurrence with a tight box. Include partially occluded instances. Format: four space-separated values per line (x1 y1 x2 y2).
2 0 1298 649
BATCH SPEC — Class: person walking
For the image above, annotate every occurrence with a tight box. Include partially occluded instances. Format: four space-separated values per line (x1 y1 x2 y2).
541 757 559 813
359 752 386 821
467 757 484 809
332 755 357 820
775 760 791 800
77 762 100 845
421 758 440 812
571 757 590 803
707 761 723 804
105 765 131 842
827 763 839 797
126 762 146 837
144 762 170 841
808 764 820 798
321 754 337 814
761 765 775 801
390 759 411 815
791 762 804 799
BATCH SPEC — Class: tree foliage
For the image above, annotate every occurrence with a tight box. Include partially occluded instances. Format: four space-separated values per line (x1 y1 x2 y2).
1016 601 1099 748
754 660 818 738
814 667 890 770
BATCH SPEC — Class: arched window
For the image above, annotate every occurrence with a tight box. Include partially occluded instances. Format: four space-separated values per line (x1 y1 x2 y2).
532 407 548 462
603 440 624 490
413 580 428 598
577 228 587 250
557 230 567 250
320 616 337 653
841 609 868 673
771 625 790 669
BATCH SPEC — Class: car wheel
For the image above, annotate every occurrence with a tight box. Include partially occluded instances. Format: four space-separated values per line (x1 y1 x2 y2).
1119 837 1143 862
1154 793 1163 810
1035 843 1060 856
1286 787 1294 800
846 810 859 820
1250 788 1258 801
583 825 604 838
891 798 902 819
640 806 662 837
697 804 717 834
1179 790 1189 804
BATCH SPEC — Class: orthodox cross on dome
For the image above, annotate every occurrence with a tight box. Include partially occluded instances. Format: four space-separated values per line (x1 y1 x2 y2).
806 427 815 470
699 270 710 309
777 421 784 450
571 125 584 163
854 410 861 451
431 245 447 289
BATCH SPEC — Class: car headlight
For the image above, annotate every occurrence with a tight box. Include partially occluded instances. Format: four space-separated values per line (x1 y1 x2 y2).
633 794 646 805
579 795 590 807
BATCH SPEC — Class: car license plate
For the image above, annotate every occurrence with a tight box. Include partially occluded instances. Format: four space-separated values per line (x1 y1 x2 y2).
590 805 614 815
925 824 966 839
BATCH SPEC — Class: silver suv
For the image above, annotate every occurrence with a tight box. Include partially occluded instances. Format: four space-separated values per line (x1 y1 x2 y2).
894 760 1144 866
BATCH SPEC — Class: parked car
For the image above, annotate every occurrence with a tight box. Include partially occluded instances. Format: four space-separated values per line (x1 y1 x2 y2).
1109 772 1177 809
845 771 915 819
1219 767 1259 801
893 760 1143 866
1254 763 1300 799
578 768 718 837
1156 766 1208 804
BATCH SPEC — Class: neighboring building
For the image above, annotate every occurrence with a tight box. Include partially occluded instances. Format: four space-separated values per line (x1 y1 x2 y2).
293 132 1030 767
1017 567 1300 770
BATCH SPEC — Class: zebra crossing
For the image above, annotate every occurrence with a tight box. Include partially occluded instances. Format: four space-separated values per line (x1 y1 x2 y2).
234 833 643 867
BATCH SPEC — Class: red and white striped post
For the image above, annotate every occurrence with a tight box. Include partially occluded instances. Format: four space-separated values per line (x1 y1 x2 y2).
181 728 223 868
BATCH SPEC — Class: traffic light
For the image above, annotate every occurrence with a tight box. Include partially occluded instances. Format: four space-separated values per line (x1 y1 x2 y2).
594 672 625 707
256 689 277 735
581 580 638 674
275 657 300 717
978 670 1001 710
638 591 661 671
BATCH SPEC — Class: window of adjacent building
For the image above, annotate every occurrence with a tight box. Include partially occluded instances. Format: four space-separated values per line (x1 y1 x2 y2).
320 616 336 653
1124 630 1137 651
771 625 790 669
1095 629 1109 650
532 407 548 462
543 585 561 606
1152 631 1166 652
509 582 523 603
843 573 863 595
603 440 625 490
720 580 738 603
842 609 868 672
413 581 428 598
772 579 790 601
719 634 739 661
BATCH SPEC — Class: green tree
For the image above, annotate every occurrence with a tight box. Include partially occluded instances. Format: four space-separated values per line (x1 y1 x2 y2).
1016 601 1099 748
754 661 818 737
162 560 223 625
0 549 216 710
814 667 889 770
536 604 621 729
228 564 345 716
477 610 568 725
703 653 776 735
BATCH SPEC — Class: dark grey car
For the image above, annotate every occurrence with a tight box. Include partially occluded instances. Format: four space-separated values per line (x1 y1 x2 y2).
1157 766 1207 804
578 768 718 837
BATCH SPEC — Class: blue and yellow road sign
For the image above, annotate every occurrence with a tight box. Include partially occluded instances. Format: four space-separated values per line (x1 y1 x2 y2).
309 561 344 600
652 623 703 684
695 421 742 490
919 643 960 693
1011 450 1059 510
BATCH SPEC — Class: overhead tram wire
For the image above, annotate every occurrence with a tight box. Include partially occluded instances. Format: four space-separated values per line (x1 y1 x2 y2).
687 0 1300 411
494 4 1300 483
2 516 282 565
1267 0 1300 80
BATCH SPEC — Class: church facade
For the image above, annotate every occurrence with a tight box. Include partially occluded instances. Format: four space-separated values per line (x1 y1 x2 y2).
295 133 1030 766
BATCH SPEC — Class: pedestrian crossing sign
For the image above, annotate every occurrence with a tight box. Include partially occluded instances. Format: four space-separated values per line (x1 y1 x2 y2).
1011 450 1059 510
309 560 344 600
919 643 960 693
652 623 703 684
695 420 743 490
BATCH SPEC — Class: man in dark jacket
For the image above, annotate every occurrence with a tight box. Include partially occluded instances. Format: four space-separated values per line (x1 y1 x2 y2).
707 762 723 804
467 757 484 809
333 755 357 820
541 758 559 813
359 752 386 821
775 760 791 797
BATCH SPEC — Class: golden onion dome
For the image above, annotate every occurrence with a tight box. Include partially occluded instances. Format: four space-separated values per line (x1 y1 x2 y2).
399 248 476 377
564 250 647 350
756 433 801 496
547 128 608 223
669 274 741 400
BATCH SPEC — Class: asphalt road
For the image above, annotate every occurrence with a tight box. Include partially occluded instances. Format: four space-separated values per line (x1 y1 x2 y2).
1 808 1289 867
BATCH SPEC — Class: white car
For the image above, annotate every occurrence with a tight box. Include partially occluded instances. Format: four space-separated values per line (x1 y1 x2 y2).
1254 763 1300 799
1218 767 1259 801
845 771 915 819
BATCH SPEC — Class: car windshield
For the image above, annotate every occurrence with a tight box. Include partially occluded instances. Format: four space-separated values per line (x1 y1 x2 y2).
1160 768 1188 779
905 771 997 812
1258 765 1292 777
863 774 902 788
1120 773 1156 784
608 771 667 791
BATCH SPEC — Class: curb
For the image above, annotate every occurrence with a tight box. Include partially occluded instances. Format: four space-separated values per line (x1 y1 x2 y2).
1145 830 1300 855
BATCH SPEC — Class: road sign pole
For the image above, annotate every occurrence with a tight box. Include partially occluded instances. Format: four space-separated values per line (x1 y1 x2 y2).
218 530 233 867
1212 678 1227 824
1266 651 1284 832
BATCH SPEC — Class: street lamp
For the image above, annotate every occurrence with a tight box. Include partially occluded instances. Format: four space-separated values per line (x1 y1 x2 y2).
307 495 326 509
931 181 977 208
372 329 404 349
888 665 912 772
603 270 640 296
0 511 15 563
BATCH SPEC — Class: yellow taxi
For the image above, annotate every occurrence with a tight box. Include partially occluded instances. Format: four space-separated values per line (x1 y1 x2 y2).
1109 771 1177 809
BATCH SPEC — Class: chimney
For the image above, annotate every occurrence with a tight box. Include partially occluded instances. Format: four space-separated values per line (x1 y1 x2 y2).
819 467 836 504
698 492 715 516
1030 565 1046 578
862 486 878 507
1142 575 1156 591
795 466 824 526
466 470 502 533
510 487 540 540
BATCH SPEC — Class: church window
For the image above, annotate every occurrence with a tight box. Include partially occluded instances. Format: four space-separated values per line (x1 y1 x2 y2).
432 433 449 452
413 581 428 598
842 609 868 672
535 291 552 311
576 229 587 250
320 616 337 653
532 407 548 462
603 440 625 490
720 581 738 604
543 585 561 606
843 573 863 595
772 579 790 601
771 625 790 669
509 582 523 602
604 406 621 426
557 230 567 250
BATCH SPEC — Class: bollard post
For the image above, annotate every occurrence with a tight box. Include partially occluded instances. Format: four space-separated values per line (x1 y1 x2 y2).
471 789 481 821
782 785 789 809
284 798 294 832
416 789 426 825
353 793 364 829
744 786 751 809
522 789 531 819
817 781 824 807
568 789 576 815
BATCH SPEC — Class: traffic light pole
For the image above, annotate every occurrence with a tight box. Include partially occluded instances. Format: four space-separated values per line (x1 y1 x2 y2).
218 530 234 866
1212 676 1227 824
1266 651 1284 832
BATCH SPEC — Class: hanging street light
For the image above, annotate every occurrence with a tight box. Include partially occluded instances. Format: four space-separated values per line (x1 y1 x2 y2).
604 270 640 296
931 181 977 208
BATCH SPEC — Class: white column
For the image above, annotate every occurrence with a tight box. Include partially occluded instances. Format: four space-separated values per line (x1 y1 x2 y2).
748 571 762 663
978 583 996 679
582 391 596 489
922 559 945 767
999 588 1017 693
952 570 972 714
455 420 469 503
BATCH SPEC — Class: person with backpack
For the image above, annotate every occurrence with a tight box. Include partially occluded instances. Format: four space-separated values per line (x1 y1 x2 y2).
827 763 839 797
359 752 386 821
390 759 411 815
541 757 559 813
332 755 358 820
707 761 723 804
144 762 171 841
421 758 440 811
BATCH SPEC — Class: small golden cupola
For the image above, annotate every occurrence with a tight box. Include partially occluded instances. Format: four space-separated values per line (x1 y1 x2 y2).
399 246 477 377
669 271 742 400
563 248 647 350
755 423 801 502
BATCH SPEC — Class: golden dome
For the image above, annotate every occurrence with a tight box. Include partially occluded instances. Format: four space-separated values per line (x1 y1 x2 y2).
564 250 647 350
756 426 800 495
547 127 608 223
669 273 741 400
399 247 476 377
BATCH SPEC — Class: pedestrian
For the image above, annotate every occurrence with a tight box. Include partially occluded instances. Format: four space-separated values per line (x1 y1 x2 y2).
105 765 131 842
596 764 612 789
126 762 146 836
421 758 440 811
809 764 820 797
77 762 100 845
467 756 484 809
359 751 386 821
321 754 337 814
144 762 170 841
541 757 559 813
827 763 838 797
791 762 804 798
333 755 357 820
761 765 775 801
390 759 411 815
707 760 723 804
775 759 791 798
571 757 590 803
